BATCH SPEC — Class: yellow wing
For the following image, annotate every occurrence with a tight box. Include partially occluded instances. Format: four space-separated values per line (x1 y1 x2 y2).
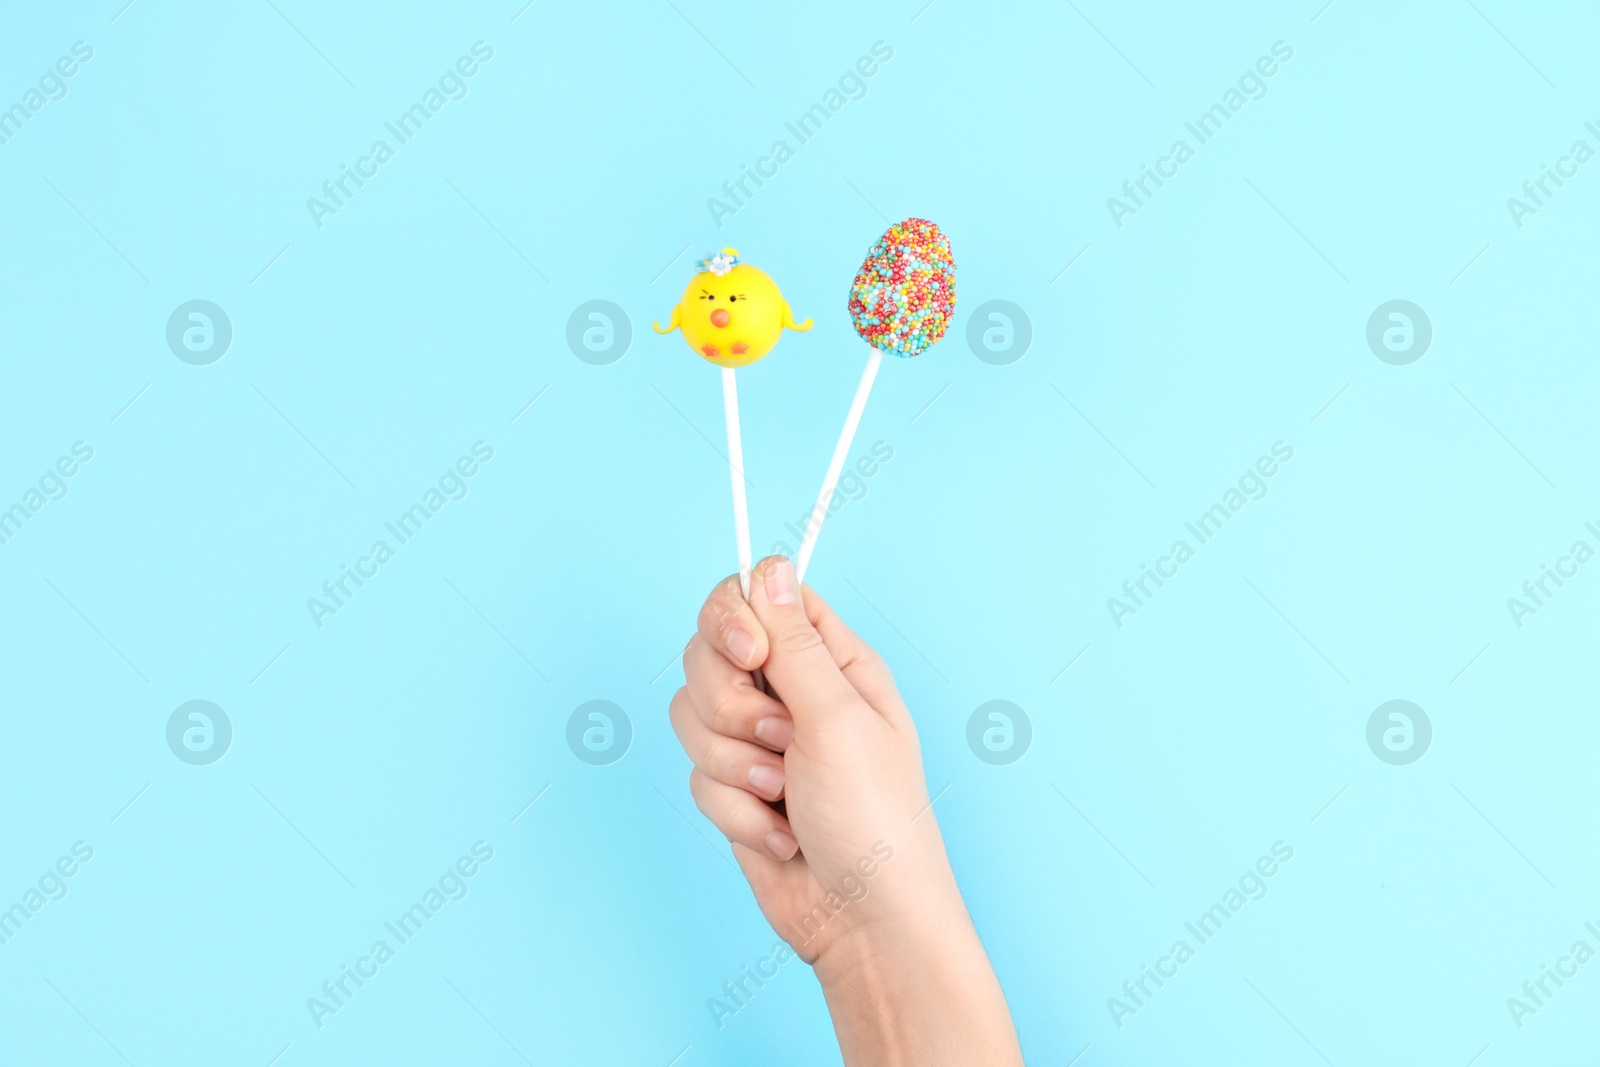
652 303 682 334
781 301 813 332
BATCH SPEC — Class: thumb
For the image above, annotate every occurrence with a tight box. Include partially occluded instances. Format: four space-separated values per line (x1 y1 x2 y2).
748 556 863 729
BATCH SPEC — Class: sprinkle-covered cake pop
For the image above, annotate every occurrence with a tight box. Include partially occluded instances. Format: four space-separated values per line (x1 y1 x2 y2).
847 219 956 358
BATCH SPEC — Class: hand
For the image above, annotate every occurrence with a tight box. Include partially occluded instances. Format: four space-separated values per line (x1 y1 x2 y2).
672 556 1024 1065
673 554 951 962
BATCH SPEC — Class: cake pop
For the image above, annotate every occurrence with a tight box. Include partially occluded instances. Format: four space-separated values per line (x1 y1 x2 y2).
795 219 955 581
656 248 812 595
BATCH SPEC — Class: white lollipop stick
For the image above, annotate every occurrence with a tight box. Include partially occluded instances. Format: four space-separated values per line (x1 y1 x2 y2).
795 348 883 583
723 366 770 692
722 366 754 598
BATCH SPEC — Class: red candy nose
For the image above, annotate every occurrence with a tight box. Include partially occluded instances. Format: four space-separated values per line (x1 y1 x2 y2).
710 308 731 328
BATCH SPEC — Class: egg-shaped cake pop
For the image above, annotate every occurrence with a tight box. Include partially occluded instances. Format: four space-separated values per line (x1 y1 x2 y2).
654 248 812 368
847 218 956 357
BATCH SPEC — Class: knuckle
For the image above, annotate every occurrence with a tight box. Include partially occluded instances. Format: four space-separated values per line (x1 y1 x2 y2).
683 634 727 692
863 647 892 679
708 689 746 737
668 687 692 734
773 621 826 658
700 734 734 778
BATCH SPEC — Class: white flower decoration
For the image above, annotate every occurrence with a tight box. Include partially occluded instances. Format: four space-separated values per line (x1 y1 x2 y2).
708 253 736 276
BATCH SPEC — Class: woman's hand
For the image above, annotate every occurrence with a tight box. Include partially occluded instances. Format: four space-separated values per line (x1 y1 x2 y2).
672 556 1024 1065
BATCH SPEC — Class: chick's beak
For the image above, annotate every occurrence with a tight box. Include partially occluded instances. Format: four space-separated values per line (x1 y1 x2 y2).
710 308 731 328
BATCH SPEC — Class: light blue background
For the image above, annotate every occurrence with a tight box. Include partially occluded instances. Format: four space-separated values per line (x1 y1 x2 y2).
2 0 1597 1063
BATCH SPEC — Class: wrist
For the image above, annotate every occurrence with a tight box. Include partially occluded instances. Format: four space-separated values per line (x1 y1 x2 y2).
811 897 1023 1067
812 889 973 986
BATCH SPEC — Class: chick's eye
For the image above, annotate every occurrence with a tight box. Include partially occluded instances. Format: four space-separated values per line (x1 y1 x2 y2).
728 295 737 303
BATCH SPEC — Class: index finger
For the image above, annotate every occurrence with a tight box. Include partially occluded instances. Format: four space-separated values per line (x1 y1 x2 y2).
697 573 770 673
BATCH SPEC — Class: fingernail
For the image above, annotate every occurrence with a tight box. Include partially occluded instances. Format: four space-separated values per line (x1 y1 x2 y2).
754 716 792 748
747 763 784 799
726 628 756 667
765 829 798 861
765 558 796 605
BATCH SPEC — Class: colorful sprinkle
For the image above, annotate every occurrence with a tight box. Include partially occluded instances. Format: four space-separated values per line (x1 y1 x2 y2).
848 218 956 358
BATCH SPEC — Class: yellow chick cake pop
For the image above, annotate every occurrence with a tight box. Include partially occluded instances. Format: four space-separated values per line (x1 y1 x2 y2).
653 248 811 367
653 248 810 605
